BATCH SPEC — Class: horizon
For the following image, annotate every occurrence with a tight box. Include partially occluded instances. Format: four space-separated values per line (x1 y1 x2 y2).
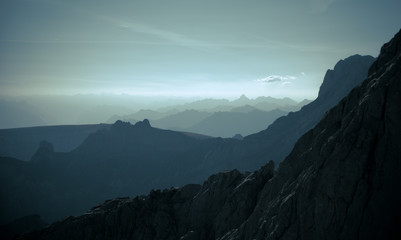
1 0 401 101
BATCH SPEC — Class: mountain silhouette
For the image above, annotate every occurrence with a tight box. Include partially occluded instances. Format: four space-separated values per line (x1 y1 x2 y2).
22 28 401 240
0 120 238 224
107 96 304 136
151 109 212 130
217 54 376 170
0 52 375 226
0 124 109 161
0 100 46 129
188 108 287 137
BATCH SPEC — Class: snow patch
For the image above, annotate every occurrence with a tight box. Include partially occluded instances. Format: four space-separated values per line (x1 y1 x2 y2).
235 172 255 190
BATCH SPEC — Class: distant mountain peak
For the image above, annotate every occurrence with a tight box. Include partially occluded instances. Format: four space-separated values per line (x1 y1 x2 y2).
317 54 375 99
134 119 151 128
238 94 249 100
30 140 54 162
113 120 131 126
111 119 152 130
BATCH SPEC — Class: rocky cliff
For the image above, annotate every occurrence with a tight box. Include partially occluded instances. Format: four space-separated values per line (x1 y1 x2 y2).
23 29 401 240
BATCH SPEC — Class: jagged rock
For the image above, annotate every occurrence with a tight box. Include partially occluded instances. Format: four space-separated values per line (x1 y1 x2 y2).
22 29 401 240
23 163 274 239
134 119 151 128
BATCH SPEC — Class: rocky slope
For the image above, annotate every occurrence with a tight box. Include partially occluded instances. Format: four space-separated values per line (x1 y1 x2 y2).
23 29 401 240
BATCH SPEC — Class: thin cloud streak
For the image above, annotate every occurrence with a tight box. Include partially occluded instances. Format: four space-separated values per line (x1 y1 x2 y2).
256 75 297 83
101 16 212 48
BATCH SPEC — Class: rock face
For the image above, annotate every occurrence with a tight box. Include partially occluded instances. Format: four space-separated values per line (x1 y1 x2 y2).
23 29 401 239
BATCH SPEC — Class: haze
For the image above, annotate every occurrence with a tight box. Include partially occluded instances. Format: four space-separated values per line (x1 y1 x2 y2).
1 0 400 128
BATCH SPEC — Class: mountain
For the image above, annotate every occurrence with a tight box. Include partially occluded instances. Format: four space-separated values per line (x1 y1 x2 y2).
217 54 376 170
106 109 177 124
0 100 46 129
0 124 109 161
106 96 305 135
0 120 238 224
151 109 212 130
188 109 288 137
0 52 375 225
230 104 259 113
22 29 401 240
156 95 302 113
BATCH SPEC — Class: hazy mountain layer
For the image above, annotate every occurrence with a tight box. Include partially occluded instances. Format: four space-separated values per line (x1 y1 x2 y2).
22 28 401 240
0 120 238 224
187 109 287 137
0 53 374 226
0 100 46 129
107 96 305 137
0 124 109 161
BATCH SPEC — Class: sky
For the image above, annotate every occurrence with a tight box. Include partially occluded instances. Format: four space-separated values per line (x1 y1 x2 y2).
1 0 401 101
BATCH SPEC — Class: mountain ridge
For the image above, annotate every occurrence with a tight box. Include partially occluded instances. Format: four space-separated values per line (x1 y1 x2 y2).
21 29 401 240
0 53 375 227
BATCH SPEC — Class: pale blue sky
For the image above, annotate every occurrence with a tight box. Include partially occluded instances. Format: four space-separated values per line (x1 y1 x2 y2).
1 0 400 100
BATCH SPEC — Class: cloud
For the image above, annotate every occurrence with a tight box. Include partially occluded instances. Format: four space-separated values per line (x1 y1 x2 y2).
104 17 209 48
256 75 297 83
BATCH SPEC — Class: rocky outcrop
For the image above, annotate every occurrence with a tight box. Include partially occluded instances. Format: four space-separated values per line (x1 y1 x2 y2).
23 29 401 239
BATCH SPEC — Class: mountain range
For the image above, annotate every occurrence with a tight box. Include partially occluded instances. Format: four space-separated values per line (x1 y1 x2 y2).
0 95 305 161
107 96 307 137
0 51 374 229
0 124 109 161
20 28 401 240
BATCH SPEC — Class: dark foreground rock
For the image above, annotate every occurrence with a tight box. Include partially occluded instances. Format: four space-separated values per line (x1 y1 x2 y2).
22 29 401 239
0 214 47 240
22 163 275 240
